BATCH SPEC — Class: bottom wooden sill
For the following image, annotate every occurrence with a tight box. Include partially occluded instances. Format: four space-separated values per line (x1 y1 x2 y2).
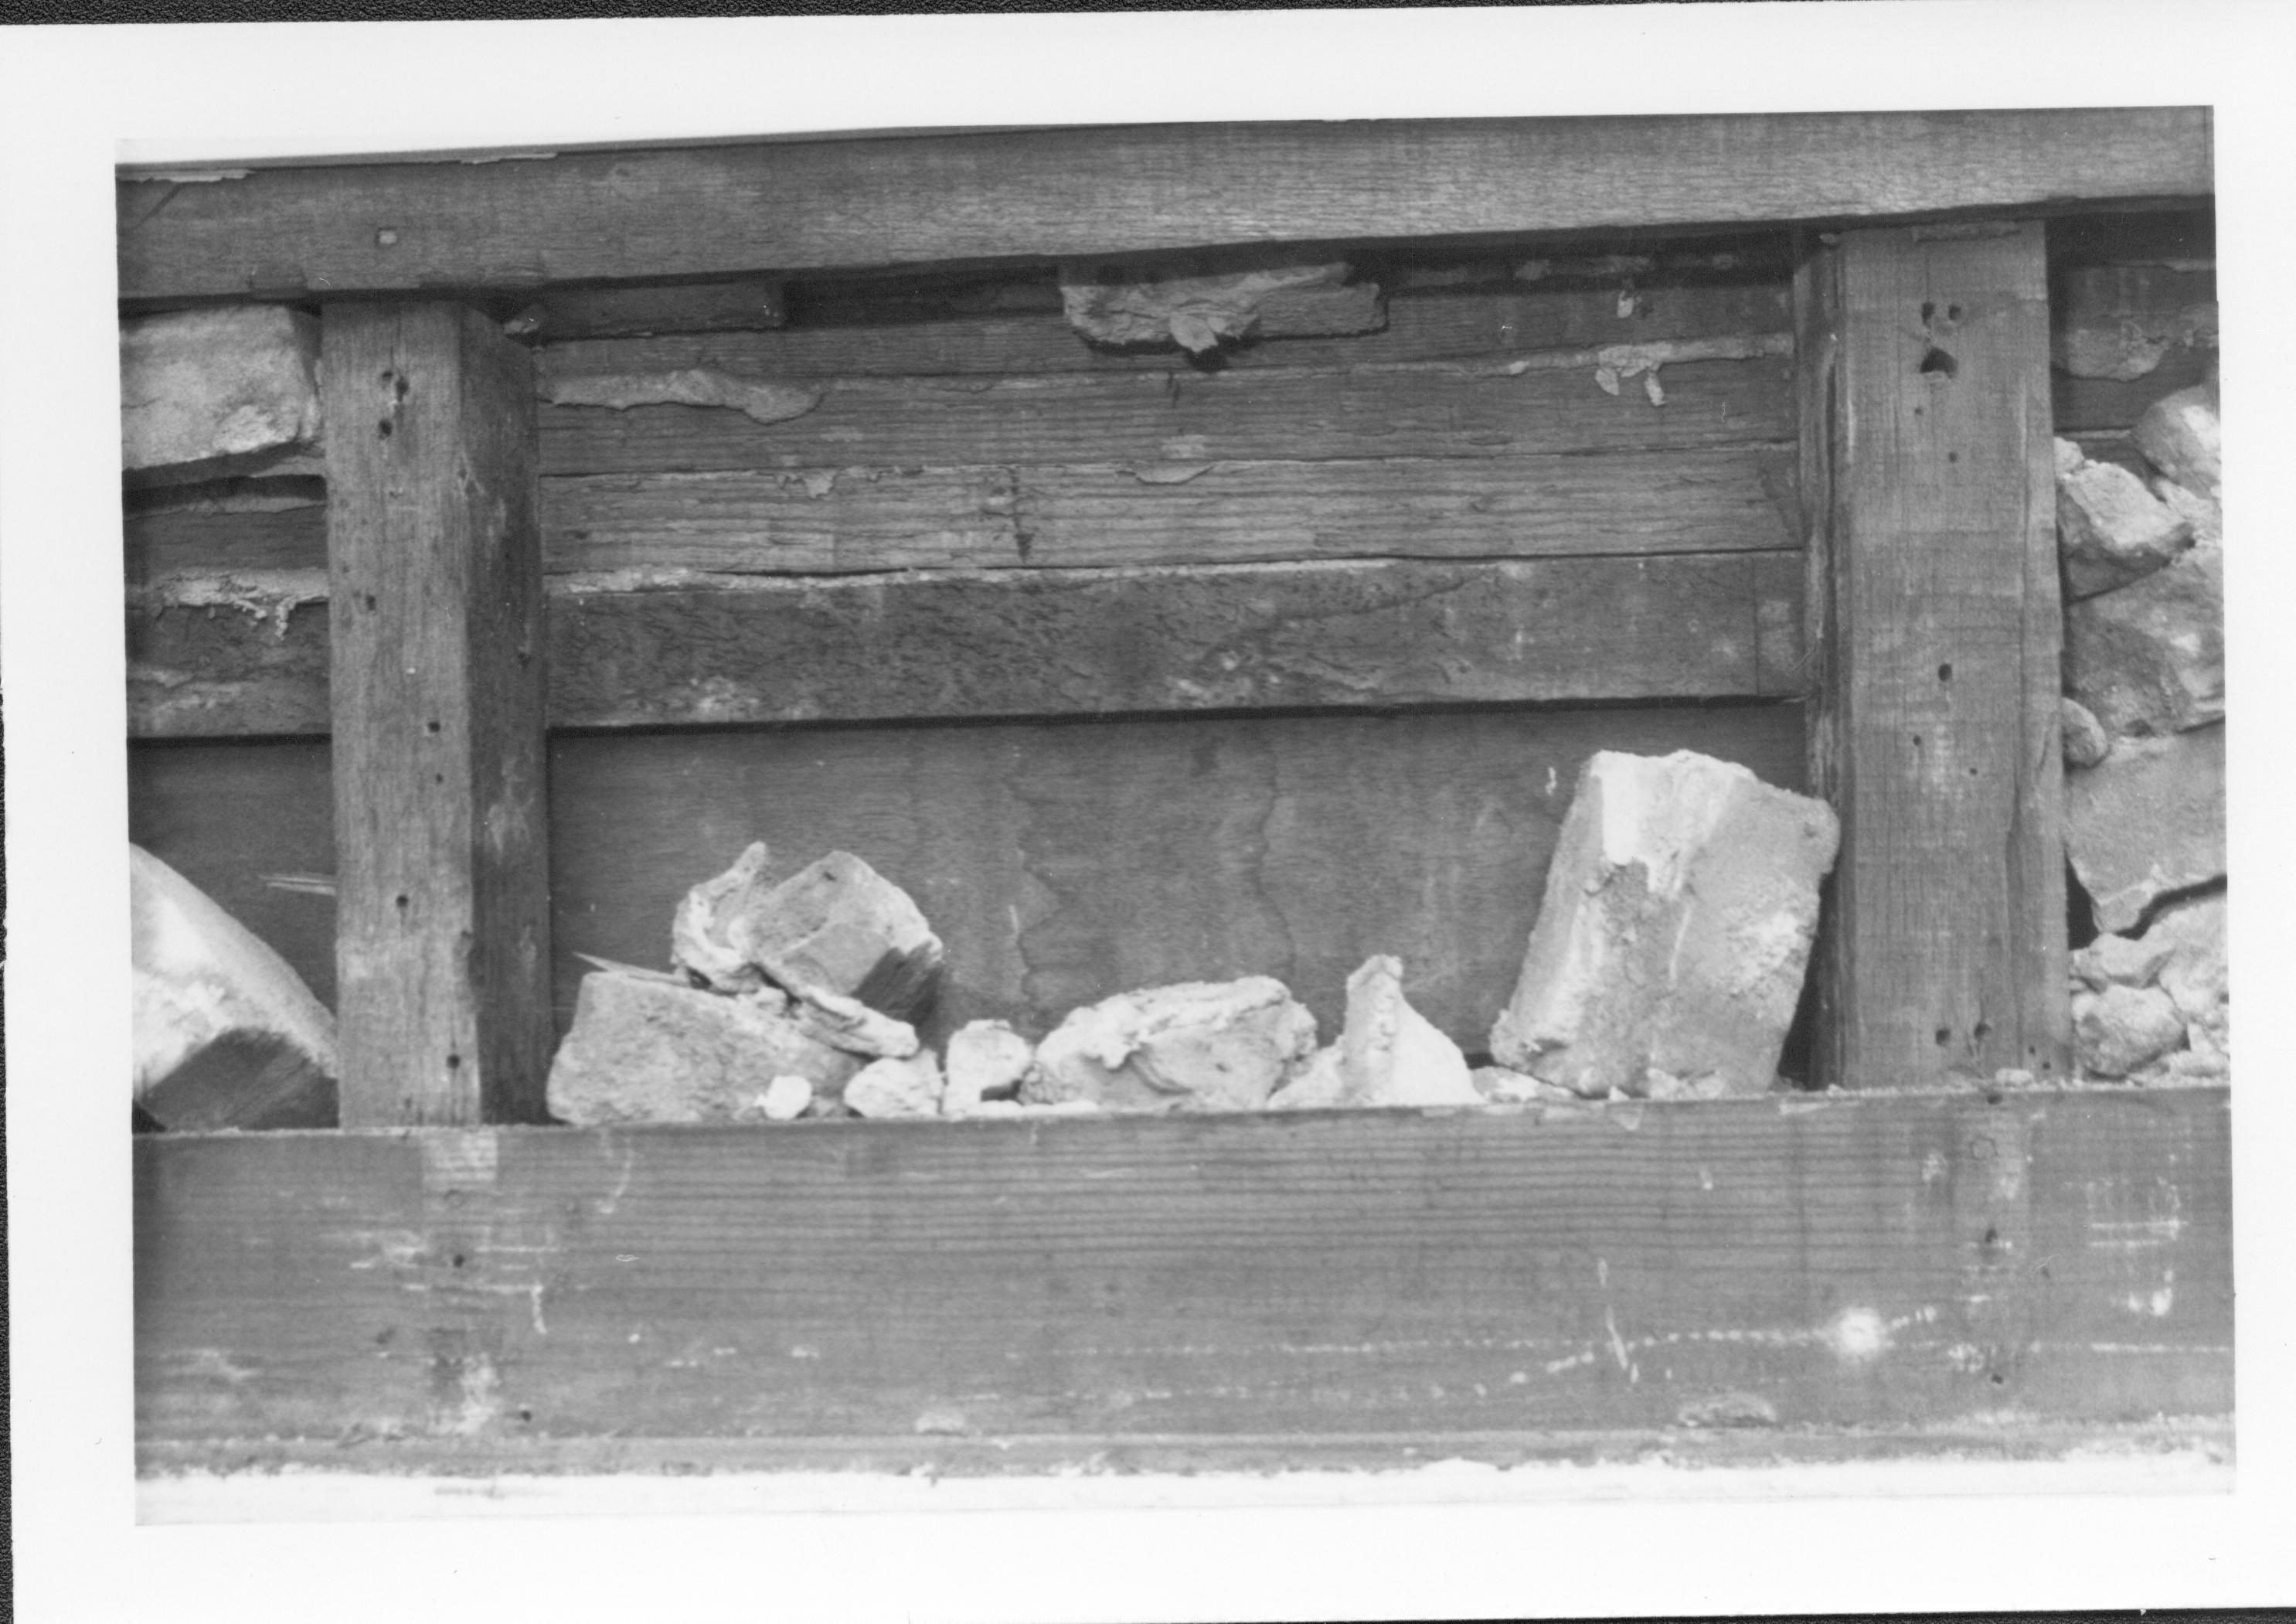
136 1084 2232 1477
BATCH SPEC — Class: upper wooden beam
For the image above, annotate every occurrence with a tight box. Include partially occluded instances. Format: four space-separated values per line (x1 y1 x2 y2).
117 110 2210 304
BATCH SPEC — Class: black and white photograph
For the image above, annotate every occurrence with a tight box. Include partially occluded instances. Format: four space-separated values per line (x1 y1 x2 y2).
6 6 2295 1621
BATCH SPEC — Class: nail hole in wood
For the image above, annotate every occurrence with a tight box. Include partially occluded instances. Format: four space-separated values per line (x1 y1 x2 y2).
446 1053 461 1071
1934 1026 1951 1047
362 594 376 611
377 419 393 438
1947 304 1962 321
1938 662 1953 682
1919 346 1958 378
426 720 441 734
394 894 409 911
1920 301 1935 322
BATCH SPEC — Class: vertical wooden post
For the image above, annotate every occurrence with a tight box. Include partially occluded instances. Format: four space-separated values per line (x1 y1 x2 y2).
323 303 552 1126
1796 222 2070 1089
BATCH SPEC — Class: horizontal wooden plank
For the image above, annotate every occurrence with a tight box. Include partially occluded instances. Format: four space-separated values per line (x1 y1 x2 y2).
133 1085 2232 1462
117 110 2211 301
534 350 1796 475
130 703 1805 1051
127 553 1804 737
126 448 1799 579
542 278 1795 380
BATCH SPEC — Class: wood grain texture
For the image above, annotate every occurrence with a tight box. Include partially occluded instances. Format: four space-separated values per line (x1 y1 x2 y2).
534 352 1795 475
322 303 553 1126
127 553 1801 737
539 277 1795 380
127 448 1799 580
1798 225 2070 1089
125 704 1805 1054
117 110 2211 301
132 1085 2231 1465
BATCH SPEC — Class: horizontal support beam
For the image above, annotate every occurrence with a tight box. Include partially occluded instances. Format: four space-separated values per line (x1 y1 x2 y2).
128 447 1798 578
117 110 2210 302
125 551 1804 737
134 1085 2231 1461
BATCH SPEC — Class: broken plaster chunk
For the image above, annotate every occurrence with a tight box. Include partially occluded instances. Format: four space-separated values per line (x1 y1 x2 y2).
545 970 861 1126
2065 545 2223 737
2134 380 2221 502
2070 931 2174 992
1022 977 1318 1113
2066 726 2225 936
791 985 920 1060
941 1020 1034 1114
131 844 338 1130
121 306 322 485
1488 751 1841 1099
845 1051 945 1119
672 845 944 1023
542 368 821 426
759 1074 814 1121
2073 983 2186 1079
2057 452 2192 599
1059 262 1380 354
1336 955 1481 1108
2060 696 2111 770
1266 1043 1345 1111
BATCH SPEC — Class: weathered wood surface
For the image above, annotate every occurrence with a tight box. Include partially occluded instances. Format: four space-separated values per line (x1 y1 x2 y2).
545 276 1794 379
116 109 2211 301
1798 224 2069 1089
126 448 1799 580
504 277 786 341
533 351 1794 475
130 702 1805 1050
127 551 1805 738
133 1085 2232 1469
322 304 553 1126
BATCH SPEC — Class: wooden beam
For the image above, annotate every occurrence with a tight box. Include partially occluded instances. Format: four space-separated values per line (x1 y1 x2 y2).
533 348 1794 475
128 447 1798 579
132 1086 2230 1466
1796 223 2070 1088
322 303 553 1126
127 550 1805 738
116 110 2211 302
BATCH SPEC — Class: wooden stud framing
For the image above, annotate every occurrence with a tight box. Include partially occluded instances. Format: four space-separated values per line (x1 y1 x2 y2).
322 303 553 1126
1796 223 2070 1088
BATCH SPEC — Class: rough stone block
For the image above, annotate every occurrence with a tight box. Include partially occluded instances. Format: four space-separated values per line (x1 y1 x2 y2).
2066 727 2226 935
791 985 920 1059
1060 262 1381 353
546 970 861 1125
1488 751 1840 1098
131 844 337 1130
2141 892 2227 1044
672 843 943 1020
2060 696 2111 769
2065 545 2223 737
1022 977 1318 1113
2134 380 2221 501
2151 476 2222 548
121 306 322 485
2072 983 2185 1078
2056 447 2192 599
845 1051 944 1118
2070 931 2172 992
759 1074 813 1121
942 1020 1034 1114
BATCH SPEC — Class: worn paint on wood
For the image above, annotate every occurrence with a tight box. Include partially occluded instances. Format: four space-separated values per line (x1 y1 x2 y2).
1796 224 2070 1088
117 110 2210 301
132 1085 2231 1466
322 303 552 1125
129 702 1805 1052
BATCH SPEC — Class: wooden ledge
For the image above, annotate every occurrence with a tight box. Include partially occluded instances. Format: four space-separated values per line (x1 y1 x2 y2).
137 1084 2232 1473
